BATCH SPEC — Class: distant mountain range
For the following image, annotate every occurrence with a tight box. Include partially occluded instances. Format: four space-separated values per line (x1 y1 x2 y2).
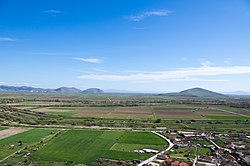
158 87 227 98
1 85 247 97
0 85 104 94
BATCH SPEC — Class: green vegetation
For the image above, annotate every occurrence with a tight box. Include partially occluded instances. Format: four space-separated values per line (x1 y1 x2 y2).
0 129 56 160
170 147 211 159
110 143 165 152
30 130 165 165
205 115 250 120
100 150 151 160
48 112 76 117
1 92 250 165
118 131 167 145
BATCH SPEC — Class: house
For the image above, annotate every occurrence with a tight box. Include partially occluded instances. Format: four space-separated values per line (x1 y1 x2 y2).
142 149 159 154
165 158 173 164
148 162 160 166
134 149 145 153
220 161 240 166
156 155 167 160
178 131 196 137
176 142 189 147
179 162 189 166
175 140 191 147
171 161 181 166
196 156 217 166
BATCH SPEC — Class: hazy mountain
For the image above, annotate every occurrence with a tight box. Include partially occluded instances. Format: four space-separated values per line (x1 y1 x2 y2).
0 85 104 94
0 85 48 92
159 87 227 98
82 88 104 94
54 87 82 93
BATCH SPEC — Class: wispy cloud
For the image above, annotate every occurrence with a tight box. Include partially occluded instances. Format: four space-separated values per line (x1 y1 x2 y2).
91 68 107 73
74 58 102 64
126 9 172 21
43 9 62 16
77 66 250 82
0 37 16 42
201 60 213 67
224 58 231 64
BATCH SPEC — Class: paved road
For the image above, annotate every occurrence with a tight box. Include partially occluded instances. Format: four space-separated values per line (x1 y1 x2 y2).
209 139 231 153
193 155 198 166
138 131 174 166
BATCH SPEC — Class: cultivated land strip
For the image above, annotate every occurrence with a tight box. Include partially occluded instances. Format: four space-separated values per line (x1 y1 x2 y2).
0 127 30 140
213 107 250 118
0 129 64 163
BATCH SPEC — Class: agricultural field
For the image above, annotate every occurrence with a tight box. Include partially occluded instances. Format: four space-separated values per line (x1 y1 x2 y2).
1 93 250 165
0 128 57 163
28 130 166 165
27 104 250 121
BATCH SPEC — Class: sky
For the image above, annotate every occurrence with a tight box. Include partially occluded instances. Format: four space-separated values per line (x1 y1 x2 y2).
1 0 250 93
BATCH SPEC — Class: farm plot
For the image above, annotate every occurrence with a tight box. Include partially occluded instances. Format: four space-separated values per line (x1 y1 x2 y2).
205 115 250 120
0 129 57 161
153 106 204 119
0 127 30 140
34 106 155 119
216 107 250 116
197 107 250 120
29 130 166 165
107 107 154 119
35 107 114 118
110 131 167 153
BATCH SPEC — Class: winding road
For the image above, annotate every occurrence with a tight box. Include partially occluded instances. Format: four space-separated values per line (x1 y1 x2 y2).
137 131 174 166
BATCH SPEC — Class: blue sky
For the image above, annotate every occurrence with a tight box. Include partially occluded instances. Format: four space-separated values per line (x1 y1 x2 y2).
1 0 250 92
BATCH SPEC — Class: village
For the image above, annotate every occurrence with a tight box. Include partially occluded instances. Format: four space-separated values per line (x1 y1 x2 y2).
134 130 250 166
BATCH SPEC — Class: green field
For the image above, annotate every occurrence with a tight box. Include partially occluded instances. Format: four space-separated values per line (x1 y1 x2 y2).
170 147 211 159
110 143 165 152
29 130 166 165
0 129 57 160
118 131 167 145
205 115 250 120
48 112 77 117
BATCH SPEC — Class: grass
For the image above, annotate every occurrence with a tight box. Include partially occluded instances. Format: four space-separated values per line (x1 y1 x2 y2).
195 139 212 146
110 143 165 152
170 147 211 159
163 133 178 137
30 130 167 165
0 129 56 160
118 131 167 145
101 150 151 160
48 112 76 117
205 115 250 120
30 130 113 165
214 139 225 147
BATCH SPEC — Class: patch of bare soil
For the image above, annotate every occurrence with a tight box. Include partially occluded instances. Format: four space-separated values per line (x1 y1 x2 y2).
0 127 31 140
